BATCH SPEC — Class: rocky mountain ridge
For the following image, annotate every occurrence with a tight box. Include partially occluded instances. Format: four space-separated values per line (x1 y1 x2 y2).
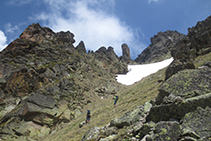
134 30 185 64
0 23 134 140
0 13 211 141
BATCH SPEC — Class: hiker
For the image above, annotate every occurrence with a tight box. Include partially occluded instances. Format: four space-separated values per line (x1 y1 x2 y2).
86 110 91 124
113 95 119 108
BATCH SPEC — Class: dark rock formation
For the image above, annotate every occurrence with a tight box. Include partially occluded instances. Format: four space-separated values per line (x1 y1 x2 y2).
135 30 185 64
157 67 211 105
93 46 128 74
181 107 211 140
119 43 137 64
122 43 130 58
19 23 75 46
165 15 211 80
150 121 181 141
76 41 86 53
188 15 211 56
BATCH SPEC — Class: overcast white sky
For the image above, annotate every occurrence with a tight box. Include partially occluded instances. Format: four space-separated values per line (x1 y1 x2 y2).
0 0 211 59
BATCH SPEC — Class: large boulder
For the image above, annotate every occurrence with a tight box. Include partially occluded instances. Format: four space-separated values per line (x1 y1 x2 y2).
146 93 211 123
110 108 144 128
181 107 211 140
150 121 181 141
156 67 211 105
165 59 195 80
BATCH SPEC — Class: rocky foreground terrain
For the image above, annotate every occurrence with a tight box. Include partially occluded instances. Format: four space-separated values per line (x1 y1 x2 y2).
0 15 211 141
81 15 211 141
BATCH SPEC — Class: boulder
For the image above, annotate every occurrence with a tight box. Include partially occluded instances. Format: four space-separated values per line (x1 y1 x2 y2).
202 61 211 68
151 121 181 141
157 67 211 105
81 127 100 141
147 93 211 123
181 106 211 139
110 108 144 128
156 67 211 104
143 101 152 113
137 121 155 139
165 59 195 80
28 93 56 109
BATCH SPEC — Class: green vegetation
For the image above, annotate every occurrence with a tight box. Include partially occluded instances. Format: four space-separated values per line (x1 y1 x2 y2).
29 52 211 140
42 64 167 141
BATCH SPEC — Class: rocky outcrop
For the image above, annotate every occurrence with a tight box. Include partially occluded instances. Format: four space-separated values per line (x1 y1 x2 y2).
19 23 75 45
135 30 185 64
119 43 137 65
188 15 211 56
92 46 128 74
165 15 211 80
76 41 86 53
122 43 131 58
157 67 211 105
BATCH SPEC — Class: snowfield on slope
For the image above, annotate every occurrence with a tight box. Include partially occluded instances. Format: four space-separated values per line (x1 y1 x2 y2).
116 58 173 85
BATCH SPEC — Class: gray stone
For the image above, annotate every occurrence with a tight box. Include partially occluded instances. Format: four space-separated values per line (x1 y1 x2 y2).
81 127 100 141
28 93 56 109
110 108 144 128
151 121 181 141
147 93 211 123
181 106 211 139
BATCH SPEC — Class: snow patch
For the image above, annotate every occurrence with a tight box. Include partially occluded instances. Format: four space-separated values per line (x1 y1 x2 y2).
116 58 173 85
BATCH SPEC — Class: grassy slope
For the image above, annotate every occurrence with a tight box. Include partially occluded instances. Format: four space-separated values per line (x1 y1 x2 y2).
43 52 211 141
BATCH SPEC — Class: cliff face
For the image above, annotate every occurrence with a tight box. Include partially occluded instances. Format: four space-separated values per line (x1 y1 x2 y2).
135 30 185 64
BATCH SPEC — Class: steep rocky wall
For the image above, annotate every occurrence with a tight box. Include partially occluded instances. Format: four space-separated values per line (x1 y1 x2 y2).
135 30 185 64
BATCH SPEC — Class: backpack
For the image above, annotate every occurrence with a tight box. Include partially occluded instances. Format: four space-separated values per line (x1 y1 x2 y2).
87 110 90 114
116 96 119 101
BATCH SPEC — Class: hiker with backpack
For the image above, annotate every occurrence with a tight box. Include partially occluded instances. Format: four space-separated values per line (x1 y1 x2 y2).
113 95 119 108
86 110 91 124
